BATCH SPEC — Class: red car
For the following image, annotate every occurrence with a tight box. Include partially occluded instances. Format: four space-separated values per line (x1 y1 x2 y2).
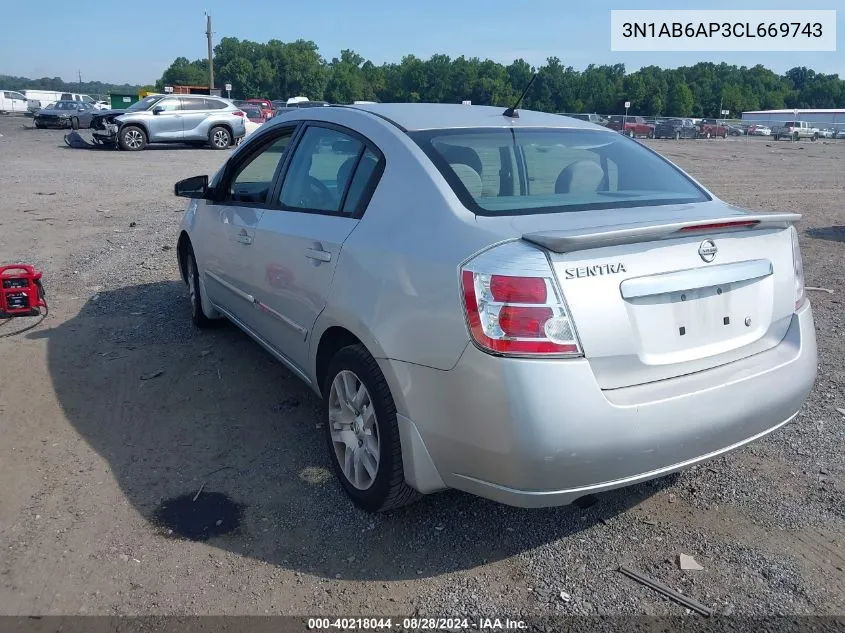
697 118 729 138
246 98 273 120
607 115 655 138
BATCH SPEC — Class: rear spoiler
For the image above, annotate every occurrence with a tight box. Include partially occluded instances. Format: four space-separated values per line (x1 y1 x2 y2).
522 213 801 254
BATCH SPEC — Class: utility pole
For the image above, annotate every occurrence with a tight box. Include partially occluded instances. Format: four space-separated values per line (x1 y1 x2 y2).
78 70 82 91
205 13 214 92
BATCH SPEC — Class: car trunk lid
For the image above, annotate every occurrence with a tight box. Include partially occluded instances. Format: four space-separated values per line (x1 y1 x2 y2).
489 205 800 389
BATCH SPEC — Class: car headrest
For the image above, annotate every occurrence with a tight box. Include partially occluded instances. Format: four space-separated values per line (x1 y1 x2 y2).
451 163 483 199
555 160 605 194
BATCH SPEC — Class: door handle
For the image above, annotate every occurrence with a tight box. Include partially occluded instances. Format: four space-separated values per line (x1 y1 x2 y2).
236 229 253 245
305 248 331 262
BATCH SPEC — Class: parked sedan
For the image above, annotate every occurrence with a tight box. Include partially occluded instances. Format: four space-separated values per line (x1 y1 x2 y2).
747 124 772 136
174 104 816 512
34 100 97 129
653 118 698 139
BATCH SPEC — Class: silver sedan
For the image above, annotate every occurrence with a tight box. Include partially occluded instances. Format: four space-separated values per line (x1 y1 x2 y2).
174 103 817 512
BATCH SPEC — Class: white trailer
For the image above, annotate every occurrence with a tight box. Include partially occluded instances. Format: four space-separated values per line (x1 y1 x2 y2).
741 109 845 132
23 90 101 113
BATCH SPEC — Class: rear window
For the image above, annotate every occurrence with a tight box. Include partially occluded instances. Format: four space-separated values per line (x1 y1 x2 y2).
412 127 710 216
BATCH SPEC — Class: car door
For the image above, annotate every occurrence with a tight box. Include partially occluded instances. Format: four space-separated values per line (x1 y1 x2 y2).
179 97 211 140
8 91 27 113
148 97 184 141
248 123 385 373
199 125 299 333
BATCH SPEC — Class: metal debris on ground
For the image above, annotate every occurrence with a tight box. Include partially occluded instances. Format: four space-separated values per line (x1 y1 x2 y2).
806 287 834 294
192 482 206 502
618 566 712 617
140 369 164 380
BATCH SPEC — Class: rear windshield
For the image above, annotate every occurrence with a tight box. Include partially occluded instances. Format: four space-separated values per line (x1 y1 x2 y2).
411 127 710 216
782 121 795 127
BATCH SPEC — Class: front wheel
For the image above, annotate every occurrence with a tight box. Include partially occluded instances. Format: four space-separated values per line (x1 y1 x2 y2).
71 117 79 130
119 125 147 151
323 344 420 513
209 126 231 149
185 247 214 328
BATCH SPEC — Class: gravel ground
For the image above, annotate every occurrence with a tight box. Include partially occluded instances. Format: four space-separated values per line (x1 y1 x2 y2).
0 115 843 621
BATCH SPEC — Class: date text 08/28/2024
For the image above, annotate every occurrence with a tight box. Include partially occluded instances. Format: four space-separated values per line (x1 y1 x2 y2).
306 617 528 630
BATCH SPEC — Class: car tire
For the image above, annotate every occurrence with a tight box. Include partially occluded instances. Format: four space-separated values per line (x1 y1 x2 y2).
184 246 214 328
71 117 79 130
722 131 727 139
323 344 420 513
34 121 43 129
706 131 711 139
209 126 231 150
812 133 818 141
119 125 147 151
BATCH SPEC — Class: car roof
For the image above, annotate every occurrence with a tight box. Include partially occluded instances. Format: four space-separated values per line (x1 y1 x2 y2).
341 103 601 131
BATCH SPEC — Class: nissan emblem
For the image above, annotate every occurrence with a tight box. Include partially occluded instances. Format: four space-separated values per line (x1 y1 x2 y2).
698 239 718 263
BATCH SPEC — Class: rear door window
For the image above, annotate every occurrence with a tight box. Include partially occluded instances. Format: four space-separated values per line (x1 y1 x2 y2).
278 126 372 214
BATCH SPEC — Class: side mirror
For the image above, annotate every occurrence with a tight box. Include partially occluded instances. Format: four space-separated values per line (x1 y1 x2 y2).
152 106 164 115
174 175 209 199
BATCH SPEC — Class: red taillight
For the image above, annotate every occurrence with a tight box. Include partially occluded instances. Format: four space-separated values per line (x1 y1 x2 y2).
490 275 547 303
679 220 759 232
461 270 580 356
232 110 245 117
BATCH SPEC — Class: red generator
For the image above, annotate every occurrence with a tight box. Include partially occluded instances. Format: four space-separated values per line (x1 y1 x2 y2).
0 265 47 318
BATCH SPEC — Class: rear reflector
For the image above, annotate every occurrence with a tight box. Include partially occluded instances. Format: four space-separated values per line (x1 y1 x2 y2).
678 220 760 232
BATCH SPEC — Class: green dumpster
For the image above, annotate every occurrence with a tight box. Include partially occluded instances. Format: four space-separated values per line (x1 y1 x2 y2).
110 93 139 109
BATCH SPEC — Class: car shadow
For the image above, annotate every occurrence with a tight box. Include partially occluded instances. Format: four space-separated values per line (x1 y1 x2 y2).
806 226 845 243
35 280 672 581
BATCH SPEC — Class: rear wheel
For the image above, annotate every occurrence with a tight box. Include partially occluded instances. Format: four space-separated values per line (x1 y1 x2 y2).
119 125 147 151
209 126 231 149
71 117 79 130
323 344 420 512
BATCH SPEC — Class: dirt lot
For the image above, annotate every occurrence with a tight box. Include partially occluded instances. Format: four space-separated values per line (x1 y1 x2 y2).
0 115 843 619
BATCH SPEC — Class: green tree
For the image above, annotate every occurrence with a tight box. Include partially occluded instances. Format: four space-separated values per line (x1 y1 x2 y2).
666 80 694 116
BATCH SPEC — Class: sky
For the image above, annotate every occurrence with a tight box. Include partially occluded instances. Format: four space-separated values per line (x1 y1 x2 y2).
1 0 841 85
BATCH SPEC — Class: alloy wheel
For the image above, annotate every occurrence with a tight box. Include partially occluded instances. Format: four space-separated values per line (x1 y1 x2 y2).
212 129 230 148
328 370 380 490
124 129 143 149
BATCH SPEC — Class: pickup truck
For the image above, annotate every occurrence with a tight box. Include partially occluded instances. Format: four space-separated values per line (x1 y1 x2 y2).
607 115 654 138
773 121 819 141
696 118 729 138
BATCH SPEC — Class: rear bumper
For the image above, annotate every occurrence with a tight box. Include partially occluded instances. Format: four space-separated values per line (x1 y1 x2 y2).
384 301 817 507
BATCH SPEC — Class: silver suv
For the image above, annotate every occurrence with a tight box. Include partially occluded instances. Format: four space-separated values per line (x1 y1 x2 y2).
91 94 246 151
